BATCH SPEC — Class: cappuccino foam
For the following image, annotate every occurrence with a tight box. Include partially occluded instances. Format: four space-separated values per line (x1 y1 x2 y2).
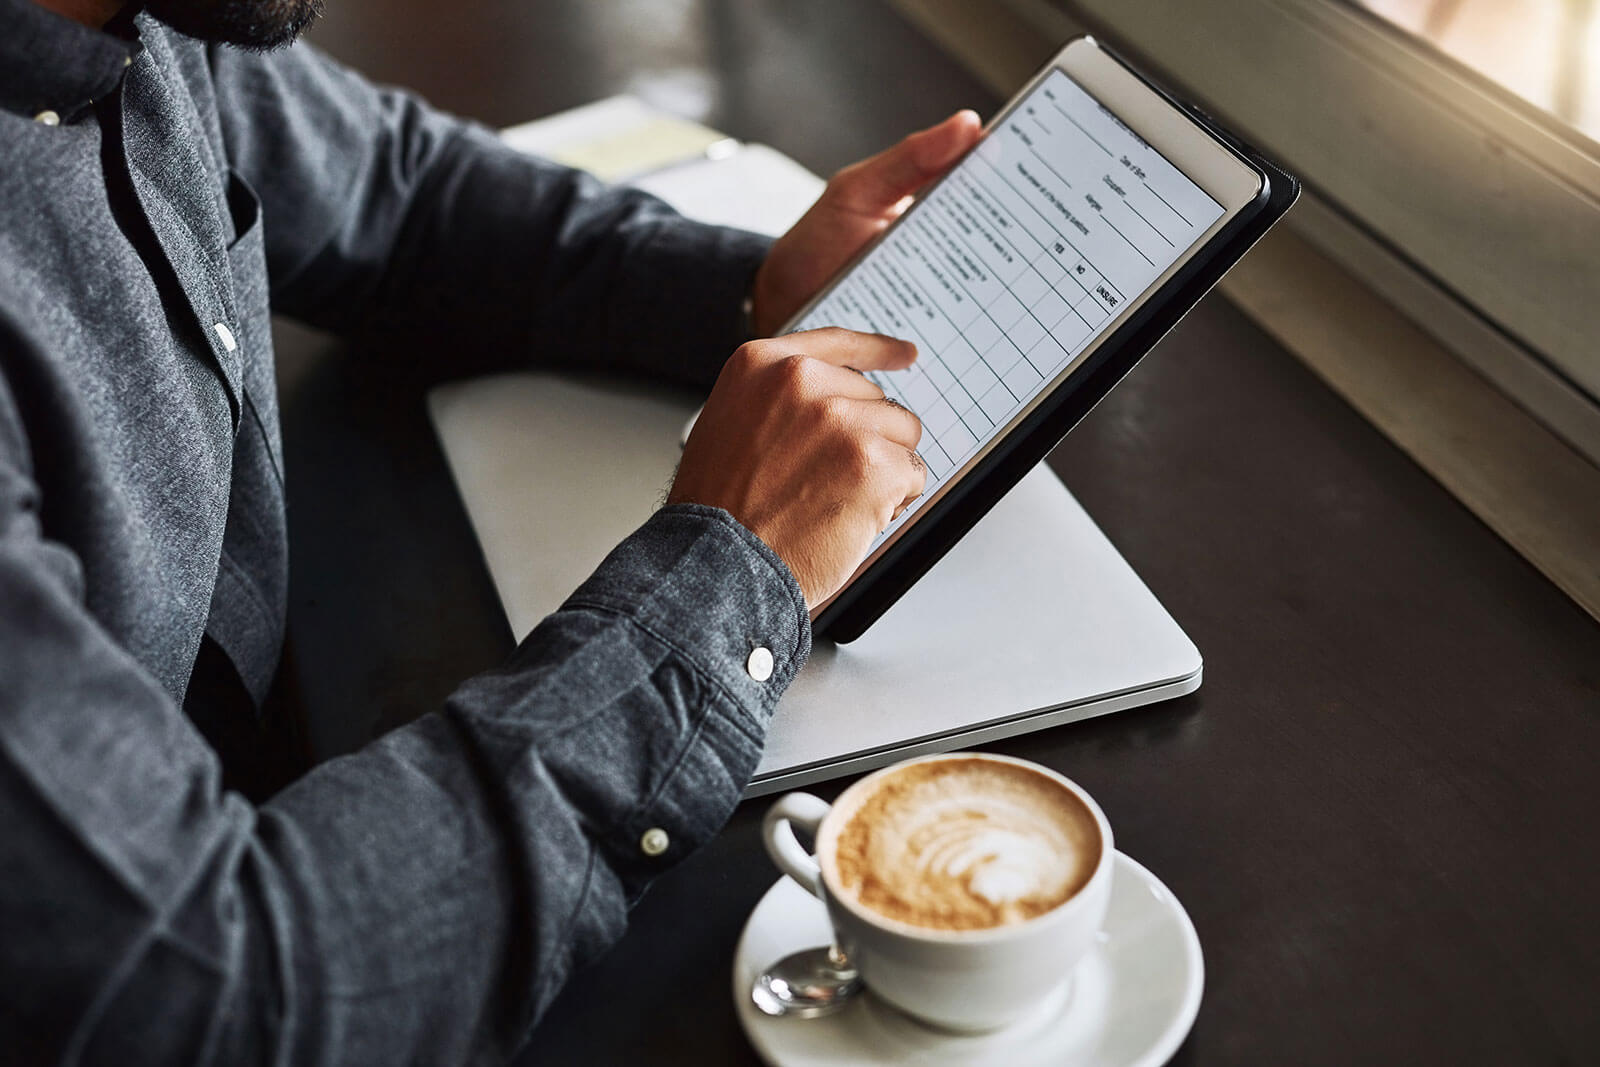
828 758 1101 932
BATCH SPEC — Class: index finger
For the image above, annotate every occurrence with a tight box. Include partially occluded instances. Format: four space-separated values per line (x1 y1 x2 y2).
784 327 918 373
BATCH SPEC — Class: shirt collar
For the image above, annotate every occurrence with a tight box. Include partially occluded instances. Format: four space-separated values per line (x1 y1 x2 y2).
0 0 143 121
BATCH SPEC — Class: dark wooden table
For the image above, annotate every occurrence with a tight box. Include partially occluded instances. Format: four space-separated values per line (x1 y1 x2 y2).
275 1 1600 1062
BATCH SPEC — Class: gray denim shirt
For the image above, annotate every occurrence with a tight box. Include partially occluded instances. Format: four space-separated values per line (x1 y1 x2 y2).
0 1 810 1061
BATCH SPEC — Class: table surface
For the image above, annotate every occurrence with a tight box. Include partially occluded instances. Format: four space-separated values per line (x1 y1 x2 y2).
275 1 1600 1063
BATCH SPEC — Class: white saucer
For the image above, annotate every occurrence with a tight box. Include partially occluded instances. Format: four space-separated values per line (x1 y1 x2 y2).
732 851 1203 1067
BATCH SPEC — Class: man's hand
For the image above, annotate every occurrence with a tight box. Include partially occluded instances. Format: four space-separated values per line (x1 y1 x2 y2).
668 329 926 607
749 111 982 338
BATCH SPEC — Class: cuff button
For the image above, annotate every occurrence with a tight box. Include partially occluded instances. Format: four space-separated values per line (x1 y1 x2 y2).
746 646 775 683
640 827 670 857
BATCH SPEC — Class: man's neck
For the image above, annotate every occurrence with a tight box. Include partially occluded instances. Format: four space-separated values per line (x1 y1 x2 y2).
31 0 124 29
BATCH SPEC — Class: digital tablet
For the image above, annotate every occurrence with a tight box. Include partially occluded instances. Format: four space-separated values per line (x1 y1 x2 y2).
792 36 1299 642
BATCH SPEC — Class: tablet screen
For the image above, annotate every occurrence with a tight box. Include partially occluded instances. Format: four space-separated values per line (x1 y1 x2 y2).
791 68 1227 552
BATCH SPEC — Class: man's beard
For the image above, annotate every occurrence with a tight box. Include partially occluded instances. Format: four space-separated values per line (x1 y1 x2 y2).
145 0 325 50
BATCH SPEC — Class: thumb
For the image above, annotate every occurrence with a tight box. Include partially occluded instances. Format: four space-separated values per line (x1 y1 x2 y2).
828 110 982 215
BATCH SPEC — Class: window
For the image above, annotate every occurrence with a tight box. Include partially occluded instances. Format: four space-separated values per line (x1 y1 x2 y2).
1033 0 1600 463
1348 0 1600 144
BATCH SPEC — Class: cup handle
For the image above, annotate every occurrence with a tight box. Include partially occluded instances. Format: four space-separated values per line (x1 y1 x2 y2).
762 792 831 902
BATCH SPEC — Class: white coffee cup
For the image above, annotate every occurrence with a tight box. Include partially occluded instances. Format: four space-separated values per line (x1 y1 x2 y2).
762 752 1114 1032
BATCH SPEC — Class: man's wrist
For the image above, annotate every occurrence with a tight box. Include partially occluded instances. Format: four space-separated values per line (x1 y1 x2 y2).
746 255 780 339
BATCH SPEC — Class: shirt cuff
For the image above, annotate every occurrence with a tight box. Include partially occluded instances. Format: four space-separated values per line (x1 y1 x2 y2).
555 504 810 895
561 503 811 725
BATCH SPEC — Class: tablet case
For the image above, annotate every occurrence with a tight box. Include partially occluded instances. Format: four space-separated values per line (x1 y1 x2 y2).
815 40 1301 642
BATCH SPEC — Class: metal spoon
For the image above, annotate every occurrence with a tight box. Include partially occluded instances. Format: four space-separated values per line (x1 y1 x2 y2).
750 942 863 1018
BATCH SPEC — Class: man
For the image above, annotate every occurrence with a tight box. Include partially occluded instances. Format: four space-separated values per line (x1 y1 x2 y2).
0 0 983 1057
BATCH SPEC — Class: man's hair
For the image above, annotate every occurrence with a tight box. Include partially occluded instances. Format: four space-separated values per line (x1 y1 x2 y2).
148 0 324 51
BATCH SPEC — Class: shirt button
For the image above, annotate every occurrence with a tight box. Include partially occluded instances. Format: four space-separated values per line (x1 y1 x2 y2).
640 827 669 857
746 646 774 683
34 110 60 126
213 322 237 352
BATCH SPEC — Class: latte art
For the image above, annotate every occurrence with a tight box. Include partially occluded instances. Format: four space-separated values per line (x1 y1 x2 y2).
829 758 1101 931
912 801 1071 905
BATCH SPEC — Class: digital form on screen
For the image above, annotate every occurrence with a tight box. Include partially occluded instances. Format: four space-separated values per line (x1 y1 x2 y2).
792 68 1225 547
